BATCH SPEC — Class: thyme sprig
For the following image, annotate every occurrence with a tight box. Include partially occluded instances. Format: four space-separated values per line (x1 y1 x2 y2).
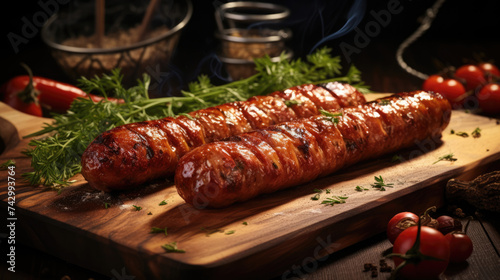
433 153 457 164
21 47 368 189
371 175 394 191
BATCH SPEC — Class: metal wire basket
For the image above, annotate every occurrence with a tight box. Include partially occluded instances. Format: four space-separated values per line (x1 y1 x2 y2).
41 0 192 85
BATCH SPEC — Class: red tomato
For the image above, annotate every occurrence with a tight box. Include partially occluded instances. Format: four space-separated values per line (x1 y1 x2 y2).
423 75 466 106
387 212 419 244
392 226 450 279
477 83 500 114
454 65 487 90
445 232 473 263
422 74 444 92
478 62 500 78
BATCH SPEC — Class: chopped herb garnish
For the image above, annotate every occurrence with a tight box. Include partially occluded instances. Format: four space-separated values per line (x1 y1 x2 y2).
433 153 457 164
132 205 142 211
147 212 152 215
242 222 248 225
391 155 402 162
104 202 110 209
455 131 469 137
159 200 167 206
371 175 394 191
225 230 235 235
355 185 368 192
450 129 455 134
311 193 321 201
201 227 224 237
325 189 331 194
284 100 301 107
472 127 481 138
320 109 343 124
321 196 348 206
311 188 322 200
151 227 168 236
162 242 185 253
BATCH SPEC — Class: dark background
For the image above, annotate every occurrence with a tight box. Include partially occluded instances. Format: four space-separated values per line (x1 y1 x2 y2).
1 0 499 95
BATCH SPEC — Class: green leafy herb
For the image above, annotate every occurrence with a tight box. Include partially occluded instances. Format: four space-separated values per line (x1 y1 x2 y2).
450 129 455 134
471 127 481 138
355 185 368 192
371 175 394 191
147 212 152 215
178 112 195 120
320 109 343 124
159 200 168 206
0 159 16 169
225 230 235 235
321 196 348 206
242 222 248 225
151 227 168 236
104 202 110 209
162 242 185 253
433 153 457 164
132 205 142 211
21 47 368 189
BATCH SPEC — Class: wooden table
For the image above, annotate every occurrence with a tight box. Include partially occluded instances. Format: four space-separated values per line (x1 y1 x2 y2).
2 1 500 279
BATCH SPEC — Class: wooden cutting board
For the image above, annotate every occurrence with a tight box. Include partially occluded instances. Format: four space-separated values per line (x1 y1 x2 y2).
1 97 500 280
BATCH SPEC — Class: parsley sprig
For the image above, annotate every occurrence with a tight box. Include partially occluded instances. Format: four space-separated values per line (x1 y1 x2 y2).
21 47 368 189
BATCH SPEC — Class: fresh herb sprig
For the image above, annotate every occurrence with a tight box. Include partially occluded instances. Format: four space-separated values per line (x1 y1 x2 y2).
433 153 457 164
22 47 368 189
162 241 185 253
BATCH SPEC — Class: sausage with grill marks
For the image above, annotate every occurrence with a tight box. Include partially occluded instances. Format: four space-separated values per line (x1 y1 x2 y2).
81 82 366 191
174 91 452 208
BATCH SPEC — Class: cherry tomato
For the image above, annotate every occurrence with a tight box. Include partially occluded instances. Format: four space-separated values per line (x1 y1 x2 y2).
445 232 473 263
477 83 500 114
392 226 450 279
478 62 500 78
387 212 419 244
454 65 487 90
423 75 466 106
422 74 444 92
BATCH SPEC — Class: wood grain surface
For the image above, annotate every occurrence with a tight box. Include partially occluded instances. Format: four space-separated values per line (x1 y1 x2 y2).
1 96 500 279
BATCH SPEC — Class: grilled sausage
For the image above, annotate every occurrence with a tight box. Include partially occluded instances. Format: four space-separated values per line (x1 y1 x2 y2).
174 91 452 208
81 82 366 191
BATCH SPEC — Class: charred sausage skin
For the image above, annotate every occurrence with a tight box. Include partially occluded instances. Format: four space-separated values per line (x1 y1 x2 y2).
174 91 452 208
81 82 365 191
